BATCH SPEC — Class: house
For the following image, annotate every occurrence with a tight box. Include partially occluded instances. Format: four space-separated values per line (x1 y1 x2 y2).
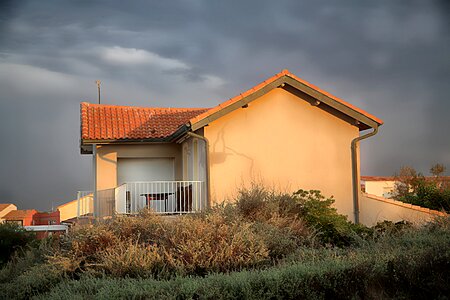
32 211 60 225
2 208 67 239
361 176 397 198
362 175 450 198
3 209 37 226
0 204 17 223
79 69 384 223
29 211 63 239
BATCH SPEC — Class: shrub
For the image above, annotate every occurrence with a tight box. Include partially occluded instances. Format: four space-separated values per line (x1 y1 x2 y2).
372 220 412 237
392 164 450 213
1 263 63 300
292 189 360 246
252 213 313 259
96 239 165 278
234 187 365 246
69 224 119 258
162 214 269 276
235 185 270 221
48 210 270 279
35 220 450 299
0 239 53 284
0 223 36 266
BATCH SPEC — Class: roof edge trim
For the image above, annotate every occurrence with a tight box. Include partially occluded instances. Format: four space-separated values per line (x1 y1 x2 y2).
189 70 383 131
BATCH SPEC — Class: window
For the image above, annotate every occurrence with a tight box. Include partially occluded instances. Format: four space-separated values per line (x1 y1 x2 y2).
6 220 23 226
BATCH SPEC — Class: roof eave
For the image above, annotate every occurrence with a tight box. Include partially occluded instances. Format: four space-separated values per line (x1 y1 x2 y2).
80 124 190 154
190 74 383 132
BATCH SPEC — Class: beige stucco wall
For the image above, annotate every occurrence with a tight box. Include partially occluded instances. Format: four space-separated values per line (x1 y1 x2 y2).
204 87 359 221
95 144 183 191
364 181 395 198
360 193 446 226
0 204 17 223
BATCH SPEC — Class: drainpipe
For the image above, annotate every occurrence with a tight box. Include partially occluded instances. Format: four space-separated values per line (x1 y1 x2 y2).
93 144 97 218
351 126 378 224
186 132 211 209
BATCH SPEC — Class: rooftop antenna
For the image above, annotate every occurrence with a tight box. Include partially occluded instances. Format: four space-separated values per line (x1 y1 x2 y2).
95 80 101 104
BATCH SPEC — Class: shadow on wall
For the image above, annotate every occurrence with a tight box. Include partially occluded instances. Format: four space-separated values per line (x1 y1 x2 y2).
209 126 255 175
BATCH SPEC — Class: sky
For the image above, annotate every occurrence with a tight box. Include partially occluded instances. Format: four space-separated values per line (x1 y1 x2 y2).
0 0 449 211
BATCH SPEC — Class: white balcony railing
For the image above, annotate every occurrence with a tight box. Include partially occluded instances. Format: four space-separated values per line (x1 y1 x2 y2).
79 181 206 218
76 191 94 218
115 181 206 214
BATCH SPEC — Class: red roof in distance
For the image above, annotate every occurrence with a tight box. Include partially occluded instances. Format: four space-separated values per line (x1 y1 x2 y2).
3 209 37 220
362 176 450 182
0 204 15 212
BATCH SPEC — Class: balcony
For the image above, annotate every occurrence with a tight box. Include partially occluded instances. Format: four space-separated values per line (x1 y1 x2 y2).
79 181 206 218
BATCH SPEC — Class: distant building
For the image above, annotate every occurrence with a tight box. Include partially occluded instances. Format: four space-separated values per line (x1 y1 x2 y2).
2 209 65 239
32 211 60 225
3 209 37 226
361 175 450 198
361 176 396 198
0 204 17 223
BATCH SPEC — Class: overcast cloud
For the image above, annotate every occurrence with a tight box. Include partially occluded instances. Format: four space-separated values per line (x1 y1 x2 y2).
0 0 449 210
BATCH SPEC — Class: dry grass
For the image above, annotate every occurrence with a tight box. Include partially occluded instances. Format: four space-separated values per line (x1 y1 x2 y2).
46 186 354 278
50 208 273 278
1 187 449 299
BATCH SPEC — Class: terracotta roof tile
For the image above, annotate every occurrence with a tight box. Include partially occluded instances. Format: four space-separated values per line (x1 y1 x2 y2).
361 176 397 181
0 204 14 212
3 209 36 220
81 103 208 141
362 176 450 182
81 69 383 143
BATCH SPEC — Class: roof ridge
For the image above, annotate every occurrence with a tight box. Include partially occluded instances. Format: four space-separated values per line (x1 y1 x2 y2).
189 69 384 127
4 209 37 218
362 175 450 180
81 102 209 111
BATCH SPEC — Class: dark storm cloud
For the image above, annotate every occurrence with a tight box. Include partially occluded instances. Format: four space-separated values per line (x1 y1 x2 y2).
0 0 449 210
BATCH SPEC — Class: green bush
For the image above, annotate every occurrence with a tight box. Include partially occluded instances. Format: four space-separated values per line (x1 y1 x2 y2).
392 165 450 213
252 221 298 259
0 241 49 284
234 186 361 246
401 182 450 212
0 223 35 266
292 189 359 246
1 263 63 300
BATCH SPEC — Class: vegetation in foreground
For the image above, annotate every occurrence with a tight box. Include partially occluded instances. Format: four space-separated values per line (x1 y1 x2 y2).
1 186 449 299
392 163 450 212
0 223 36 266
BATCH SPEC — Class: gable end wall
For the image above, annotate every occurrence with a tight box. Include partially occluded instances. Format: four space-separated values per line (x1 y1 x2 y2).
204 87 359 220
